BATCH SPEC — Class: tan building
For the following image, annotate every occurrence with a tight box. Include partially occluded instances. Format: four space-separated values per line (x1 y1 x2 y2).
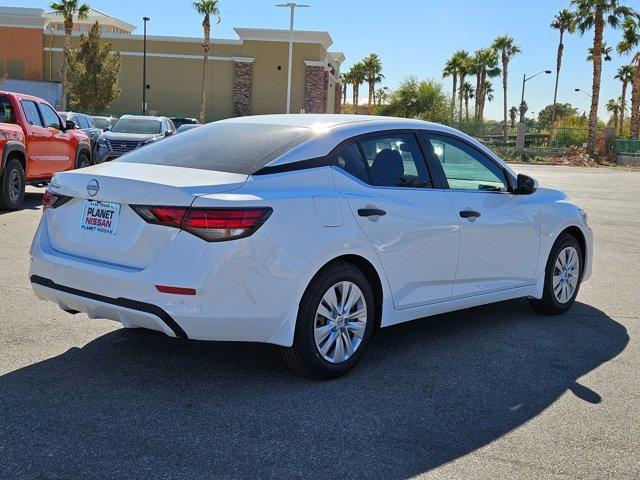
0 6 345 120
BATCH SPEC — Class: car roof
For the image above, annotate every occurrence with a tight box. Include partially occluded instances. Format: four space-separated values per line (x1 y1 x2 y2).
120 115 164 121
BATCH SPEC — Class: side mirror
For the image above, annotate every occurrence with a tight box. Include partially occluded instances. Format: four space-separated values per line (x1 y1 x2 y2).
515 173 538 195
103 126 111 132
65 120 77 130
164 130 173 137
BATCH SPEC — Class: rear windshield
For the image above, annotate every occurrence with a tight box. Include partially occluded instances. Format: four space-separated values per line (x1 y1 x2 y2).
112 118 161 134
116 122 315 174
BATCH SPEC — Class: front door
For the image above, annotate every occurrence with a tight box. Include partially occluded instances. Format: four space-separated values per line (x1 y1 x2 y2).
332 132 460 310
38 102 74 174
422 133 541 299
19 99 51 179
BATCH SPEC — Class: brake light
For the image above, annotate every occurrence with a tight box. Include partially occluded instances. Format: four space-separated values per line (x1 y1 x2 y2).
43 189 72 211
131 206 272 242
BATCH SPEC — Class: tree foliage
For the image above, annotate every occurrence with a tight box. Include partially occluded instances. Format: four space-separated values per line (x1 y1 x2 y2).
379 76 450 123
537 103 579 127
68 22 121 113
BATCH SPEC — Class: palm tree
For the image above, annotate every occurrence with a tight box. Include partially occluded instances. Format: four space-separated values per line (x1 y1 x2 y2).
509 106 518 128
461 82 474 121
362 54 384 106
443 51 467 122
572 0 635 154
456 51 472 121
519 100 528 122
193 0 221 123
483 80 495 103
492 35 521 141
550 9 576 127
617 14 640 138
49 0 89 110
615 65 634 135
472 47 501 122
375 86 390 106
606 98 620 131
339 73 349 106
348 62 366 110
587 42 613 61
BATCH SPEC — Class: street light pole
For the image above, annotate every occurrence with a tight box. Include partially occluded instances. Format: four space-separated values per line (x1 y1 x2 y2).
276 3 310 114
574 88 593 99
519 69 551 122
142 16 150 115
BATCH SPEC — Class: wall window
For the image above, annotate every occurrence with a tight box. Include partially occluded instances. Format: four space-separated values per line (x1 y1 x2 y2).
425 134 508 192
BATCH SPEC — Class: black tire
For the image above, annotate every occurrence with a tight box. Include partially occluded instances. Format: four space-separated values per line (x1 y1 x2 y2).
0 158 25 210
529 232 583 315
76 151 91 169
281 262 376 379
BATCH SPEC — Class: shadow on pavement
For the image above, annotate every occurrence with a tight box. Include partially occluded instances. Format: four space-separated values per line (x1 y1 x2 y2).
0 191 44 215
0 299 628 479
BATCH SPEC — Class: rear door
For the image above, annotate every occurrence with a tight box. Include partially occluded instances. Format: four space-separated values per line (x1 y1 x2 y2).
421 132 540 298
332 131 460 310
38 102 74 173
19 99 50 179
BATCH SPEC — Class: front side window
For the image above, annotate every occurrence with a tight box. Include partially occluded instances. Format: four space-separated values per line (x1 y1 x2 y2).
39 103 62 129
20 100 44 127
359 134 432 188
425 134 508 192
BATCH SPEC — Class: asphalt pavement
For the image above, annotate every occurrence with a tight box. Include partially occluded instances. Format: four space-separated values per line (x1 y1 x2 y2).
0 164 638 479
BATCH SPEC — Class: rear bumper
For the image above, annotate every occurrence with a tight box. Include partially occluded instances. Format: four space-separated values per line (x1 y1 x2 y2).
29 218 315 346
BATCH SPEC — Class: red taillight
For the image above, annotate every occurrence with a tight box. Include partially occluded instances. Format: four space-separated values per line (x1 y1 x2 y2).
131 206 272 242
155 285 197 295
43 189 72 211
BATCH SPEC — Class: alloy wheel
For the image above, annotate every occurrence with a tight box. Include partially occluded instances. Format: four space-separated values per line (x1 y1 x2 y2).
553 246 580 304
314 281 367 363
8 169 20 203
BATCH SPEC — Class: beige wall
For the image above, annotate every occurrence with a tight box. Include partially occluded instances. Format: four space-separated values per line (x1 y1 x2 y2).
45 34 329 119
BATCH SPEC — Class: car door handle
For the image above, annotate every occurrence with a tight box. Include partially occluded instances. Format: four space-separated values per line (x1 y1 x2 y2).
358 208 386 217
459 210 481 219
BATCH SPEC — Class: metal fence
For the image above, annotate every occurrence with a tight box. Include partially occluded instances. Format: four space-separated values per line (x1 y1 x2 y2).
446 122 600 152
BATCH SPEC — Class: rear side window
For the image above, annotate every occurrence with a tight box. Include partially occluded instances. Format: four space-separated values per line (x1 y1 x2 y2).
335 133 432 188
21 100 44 127
116 122 315 174
335 143 369 183
0 96 16 124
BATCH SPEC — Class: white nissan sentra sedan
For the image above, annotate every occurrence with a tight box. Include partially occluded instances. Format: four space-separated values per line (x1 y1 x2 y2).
29 115 592 378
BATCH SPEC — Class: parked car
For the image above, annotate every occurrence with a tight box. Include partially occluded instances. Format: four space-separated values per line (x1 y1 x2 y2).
175 123 200 134
91 115 117 131
170 117 199 129
59 111 101 157
0 91 91 210
94 115 175 163
29 115 592 378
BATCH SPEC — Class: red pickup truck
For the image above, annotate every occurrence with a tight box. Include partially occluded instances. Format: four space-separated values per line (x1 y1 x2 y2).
0 91 91 210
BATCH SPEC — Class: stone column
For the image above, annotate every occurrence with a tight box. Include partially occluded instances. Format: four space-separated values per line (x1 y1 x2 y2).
334 82 342 114
304 65 328 114
233 61 253 117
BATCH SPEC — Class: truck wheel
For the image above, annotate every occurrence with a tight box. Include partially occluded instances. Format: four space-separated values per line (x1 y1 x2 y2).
0 158 25 210
76 151 91 169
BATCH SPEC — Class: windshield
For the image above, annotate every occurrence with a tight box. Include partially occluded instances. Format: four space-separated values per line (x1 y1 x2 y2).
116 122 315 174
111 118 161 134
92 117 109 129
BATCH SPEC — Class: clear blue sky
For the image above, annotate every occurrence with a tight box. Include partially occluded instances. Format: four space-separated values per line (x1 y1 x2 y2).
11 0 636 120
